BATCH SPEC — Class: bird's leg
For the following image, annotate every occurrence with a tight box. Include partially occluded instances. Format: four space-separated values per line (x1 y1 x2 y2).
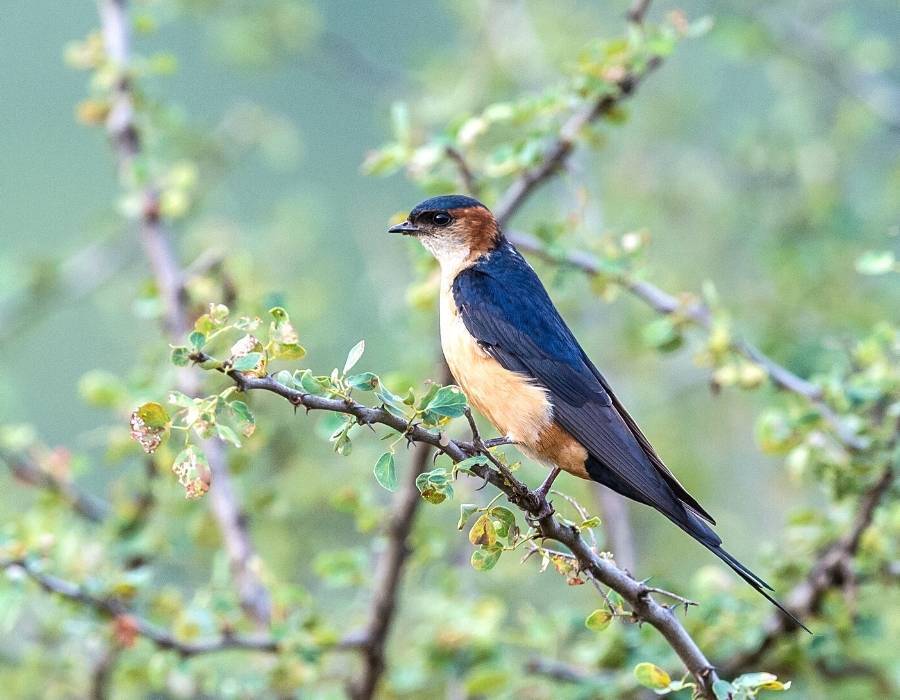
533 467 561 501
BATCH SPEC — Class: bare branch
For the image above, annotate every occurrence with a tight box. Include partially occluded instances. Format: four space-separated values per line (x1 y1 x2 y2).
96 0 272 624
2 558 279 656
194 357 722 697
493 56 663 226
445 146 480 197
720 466 895 676
1 447 108 523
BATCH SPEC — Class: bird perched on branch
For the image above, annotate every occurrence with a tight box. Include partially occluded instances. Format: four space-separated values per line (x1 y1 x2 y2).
390 194 808 631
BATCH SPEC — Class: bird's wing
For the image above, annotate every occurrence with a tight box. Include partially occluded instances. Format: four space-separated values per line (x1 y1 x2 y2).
452 255 715 524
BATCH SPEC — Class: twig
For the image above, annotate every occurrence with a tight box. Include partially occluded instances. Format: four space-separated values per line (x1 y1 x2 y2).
445 146 480 197
526 657 609 685
720 466 895 676
197 359 722 697
96 0 272 624
506 230 865 450
89 645 119 700
1 448 108 523
2 558 279 656
627 0 654 25
347 362 453 700
493 31 663 225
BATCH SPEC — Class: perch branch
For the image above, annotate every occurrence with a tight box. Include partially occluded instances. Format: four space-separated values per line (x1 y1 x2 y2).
192 355 722 697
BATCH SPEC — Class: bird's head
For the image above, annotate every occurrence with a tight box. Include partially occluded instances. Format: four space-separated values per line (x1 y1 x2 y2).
389 195 501 271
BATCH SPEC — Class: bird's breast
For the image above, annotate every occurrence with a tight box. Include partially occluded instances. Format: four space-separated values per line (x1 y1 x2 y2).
439 278 552 436
439 277 589 480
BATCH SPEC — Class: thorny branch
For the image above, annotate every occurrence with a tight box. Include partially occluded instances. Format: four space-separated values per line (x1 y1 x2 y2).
96 0 272 624
492 4 662 226
345 363 453 700
191 354 723 697
1 558 279 656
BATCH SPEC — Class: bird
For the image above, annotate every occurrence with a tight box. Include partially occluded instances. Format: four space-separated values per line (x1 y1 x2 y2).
389 194 808 631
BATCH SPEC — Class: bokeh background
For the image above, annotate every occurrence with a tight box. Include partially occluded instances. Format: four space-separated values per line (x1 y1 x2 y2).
0 1 897 698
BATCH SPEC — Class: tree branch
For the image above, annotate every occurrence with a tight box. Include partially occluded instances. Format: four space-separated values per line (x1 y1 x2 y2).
1 558 279 656
193 357 722 697
347 362 453 700
493 17 662 225
96 0 272 625
1 447 108 523
720 465 895 676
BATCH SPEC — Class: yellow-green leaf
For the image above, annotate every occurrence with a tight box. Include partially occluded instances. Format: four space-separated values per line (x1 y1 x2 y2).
634 663 671 690
468 514 497 547
585 609 613 631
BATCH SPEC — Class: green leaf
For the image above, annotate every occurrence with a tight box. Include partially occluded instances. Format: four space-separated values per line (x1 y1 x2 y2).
297 369 329 396
209 303 229 323
188 331 206 350
171 445 211 499
232 352 263 372
129 402 170 454
170 345 191 366
855 249 895 275
273 370 294 387
168 391 194 408
228 400 255 437
424 385 468 418
580 516 602 529
468 514 497 547
415 468 454 504
416 382 440 409
343 340 365 374
585 609 613 631
733 673 779 690
347 372 379 391
215 424 242 447
470 546 502 571
458 503 480 530
136 402 169 429
267 307 305 360
641 317 683 352
375 383 409 417
78 370 125 408
712 680 734 700
453 455 489 474
490 506 516 538
373 452 397 491
634 663 671 690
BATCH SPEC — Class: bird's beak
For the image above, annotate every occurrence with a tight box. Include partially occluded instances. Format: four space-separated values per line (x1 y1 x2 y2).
388 220 420 235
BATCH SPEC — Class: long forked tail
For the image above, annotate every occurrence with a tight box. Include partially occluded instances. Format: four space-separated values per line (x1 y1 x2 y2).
682 511 812 634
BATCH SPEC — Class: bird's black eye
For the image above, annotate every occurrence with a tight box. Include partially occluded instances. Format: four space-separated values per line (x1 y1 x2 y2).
432 212 452 226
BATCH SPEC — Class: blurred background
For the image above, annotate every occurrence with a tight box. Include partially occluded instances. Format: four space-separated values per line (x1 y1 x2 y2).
0 1 897 698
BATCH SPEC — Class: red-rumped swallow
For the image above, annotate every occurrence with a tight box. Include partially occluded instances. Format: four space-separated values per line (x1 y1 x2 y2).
390 194 807 630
